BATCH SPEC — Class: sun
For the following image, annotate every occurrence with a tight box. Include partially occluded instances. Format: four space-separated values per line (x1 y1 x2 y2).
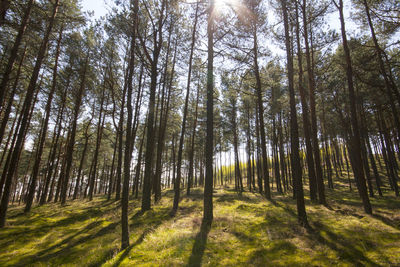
213 0 245 18
215 0 231 10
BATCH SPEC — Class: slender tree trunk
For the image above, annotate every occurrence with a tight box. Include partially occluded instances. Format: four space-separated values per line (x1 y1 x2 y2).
0 0 33 108
173 2 199 211
0 0 59 227
282 0 308 227
121 0 139 250
334 0 372 213
187 81 200 195
60 55 88 205
73 130 90 200
40 86 68 205
253 25 271 200
141 1 165 213
88 87 106 201
203 0 215 225
302 0 326 205
0 46 26 145
295 1 317 202
363 0 400 155
25 26 63 212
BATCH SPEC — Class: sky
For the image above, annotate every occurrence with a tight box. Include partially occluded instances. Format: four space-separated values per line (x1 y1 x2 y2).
80 0 109 19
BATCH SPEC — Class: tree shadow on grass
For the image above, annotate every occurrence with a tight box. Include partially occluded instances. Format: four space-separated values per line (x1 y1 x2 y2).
308 221 379 266
187 221 211 267
113 206 191 266
372 213 400 231
14 220 119 266
111 226 159 267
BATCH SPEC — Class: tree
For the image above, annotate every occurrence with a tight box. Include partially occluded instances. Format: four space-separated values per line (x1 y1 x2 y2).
121 0 139 250
0 0 60 227
333 0 372 214
203 0 215 225
281 0 309 227
173 0 199 212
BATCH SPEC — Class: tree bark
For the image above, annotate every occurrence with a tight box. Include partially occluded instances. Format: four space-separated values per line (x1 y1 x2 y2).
282 0 308 227
0 0 59 227
25 26 63 212
334 0 372 214
203 0 215 225
0 0 34 108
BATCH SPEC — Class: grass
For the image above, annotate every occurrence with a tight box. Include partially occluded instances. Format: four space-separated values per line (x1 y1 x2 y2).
0 179 399 266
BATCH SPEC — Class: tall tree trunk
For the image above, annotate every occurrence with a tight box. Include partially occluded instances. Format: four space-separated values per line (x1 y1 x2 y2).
141 0 165 213
121 0 139 250
40 86 68 205
302 0 326 205
60 54 88 205
295 1 317 202
25 26 63 212
0 0 59 227
334 0 372 214
203 0 215 225
0 46 26 145
88 86 106 201
187 81 200 195
73 123 91 200
173 2 199 211
0 0 33 108
253 23 271 200
282 0 308 227
363 0 400 156
154 28 175 203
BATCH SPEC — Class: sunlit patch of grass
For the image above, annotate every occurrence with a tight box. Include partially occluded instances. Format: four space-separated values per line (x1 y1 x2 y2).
1 180 399 266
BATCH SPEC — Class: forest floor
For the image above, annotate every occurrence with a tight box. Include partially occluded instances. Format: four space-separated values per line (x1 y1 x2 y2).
0 179 400 266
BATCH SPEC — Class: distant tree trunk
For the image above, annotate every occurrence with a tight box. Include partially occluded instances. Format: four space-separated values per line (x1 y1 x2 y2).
0 0 59 227
187 81 200 195
282 0 308 227
73 123 91 200
278 112 287 192
378 115 399 196
108 138 118 200
366 134 382 196
363 0 400 156
133 124 146 198
335 0 372 214
115 79 127 201
233 105 243 194
245 106 253 191
88 86 106 201
60 54 89 205
255 110 263 193
40 86 68 205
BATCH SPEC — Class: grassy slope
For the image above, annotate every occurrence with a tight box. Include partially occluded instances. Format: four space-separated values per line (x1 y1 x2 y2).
0 181 399 266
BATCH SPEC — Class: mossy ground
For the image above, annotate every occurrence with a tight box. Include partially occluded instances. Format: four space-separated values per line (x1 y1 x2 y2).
0 179 399 266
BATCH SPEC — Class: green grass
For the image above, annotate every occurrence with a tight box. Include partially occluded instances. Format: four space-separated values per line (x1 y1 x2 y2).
0 181 399 266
